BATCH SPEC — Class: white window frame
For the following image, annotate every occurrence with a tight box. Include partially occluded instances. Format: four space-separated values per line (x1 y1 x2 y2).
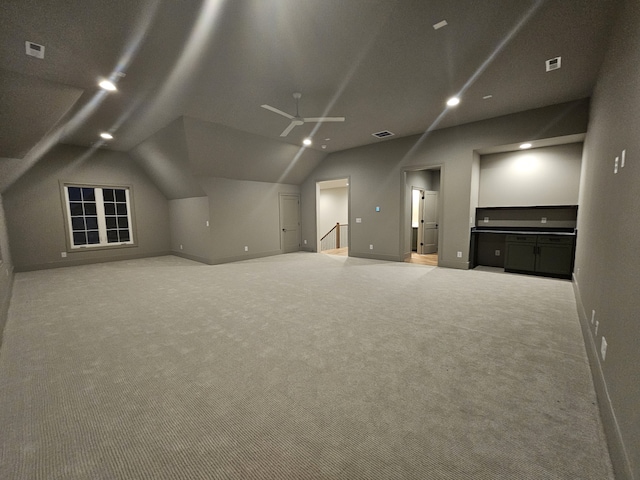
63 184 135 250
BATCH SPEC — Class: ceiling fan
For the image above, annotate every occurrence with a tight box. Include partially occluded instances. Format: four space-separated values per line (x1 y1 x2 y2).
261 93 345 137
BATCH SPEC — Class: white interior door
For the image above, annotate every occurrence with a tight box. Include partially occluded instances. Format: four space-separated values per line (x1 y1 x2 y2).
279 194 300 253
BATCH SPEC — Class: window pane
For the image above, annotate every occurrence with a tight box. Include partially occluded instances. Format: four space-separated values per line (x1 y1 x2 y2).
115 189 126 202
68 187 82 201
70 203 83 216
107 230 119 243
84 203 97 215
66 185 132 249
86 216 98 230
103 189 114 201
71 217 85 231
73 232 87 245
82 188 95 201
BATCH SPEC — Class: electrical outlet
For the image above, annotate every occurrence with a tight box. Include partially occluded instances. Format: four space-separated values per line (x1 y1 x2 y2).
483 217 489 223
304 239 307 244
591 310 595 324
495 250 501 256
356 218 362 223
180 244 183 250
541 217 547 224
61 252 67 258
369 244 373 250
206 220 209 227
457 251 463 258
244 246 248 252
601 336 607 361
595 320 599 336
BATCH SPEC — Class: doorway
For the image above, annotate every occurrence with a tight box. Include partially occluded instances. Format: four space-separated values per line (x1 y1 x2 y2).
316 178 349 255
406 168 441 266
279 193 300 253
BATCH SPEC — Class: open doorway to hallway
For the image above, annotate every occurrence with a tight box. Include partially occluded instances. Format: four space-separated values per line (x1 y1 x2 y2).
406 168 441 266
317 178 349 256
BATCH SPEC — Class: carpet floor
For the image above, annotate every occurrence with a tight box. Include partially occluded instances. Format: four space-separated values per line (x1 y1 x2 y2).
0 253 613 479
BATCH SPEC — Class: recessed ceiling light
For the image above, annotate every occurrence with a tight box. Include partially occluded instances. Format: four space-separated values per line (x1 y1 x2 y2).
446 97 460 107
303 138 312 146
483 95 493 100
100 132 114 140
433 20 448 30
321 145 327 149
520 143 532 149
99 80 117 91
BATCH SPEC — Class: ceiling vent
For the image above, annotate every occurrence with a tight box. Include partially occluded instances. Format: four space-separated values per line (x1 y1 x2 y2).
372 130 395 139
25 41 45 59
545 56 561 72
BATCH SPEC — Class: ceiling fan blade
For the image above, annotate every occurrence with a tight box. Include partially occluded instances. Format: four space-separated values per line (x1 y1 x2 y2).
303 117 346 123
261 104 294 120
280 122 298 137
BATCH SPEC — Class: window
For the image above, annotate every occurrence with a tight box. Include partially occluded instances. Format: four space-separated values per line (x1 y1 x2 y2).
63 185 135 249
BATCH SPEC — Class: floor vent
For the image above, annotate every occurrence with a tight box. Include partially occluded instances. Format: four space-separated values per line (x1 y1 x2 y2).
545 56 561 72
372 130 395 139
25 41 45 59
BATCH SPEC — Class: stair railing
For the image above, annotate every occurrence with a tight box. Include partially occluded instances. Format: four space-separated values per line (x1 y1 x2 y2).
320 222 349 251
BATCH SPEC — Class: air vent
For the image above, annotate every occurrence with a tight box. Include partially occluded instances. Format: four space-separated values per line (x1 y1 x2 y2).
545 56 561 72
25 41 45 59
372 130 395 139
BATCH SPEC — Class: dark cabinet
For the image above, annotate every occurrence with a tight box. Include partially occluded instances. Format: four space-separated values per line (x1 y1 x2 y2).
505 234 575 278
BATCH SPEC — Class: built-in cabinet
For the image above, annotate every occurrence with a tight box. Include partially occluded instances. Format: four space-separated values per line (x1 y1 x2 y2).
505 234 575 277
470 206 577 279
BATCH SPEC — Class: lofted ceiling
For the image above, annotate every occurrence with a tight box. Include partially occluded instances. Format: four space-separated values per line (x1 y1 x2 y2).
0 0 622 186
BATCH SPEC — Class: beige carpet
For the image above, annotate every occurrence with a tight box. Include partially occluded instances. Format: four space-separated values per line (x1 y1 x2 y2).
0 253 613 479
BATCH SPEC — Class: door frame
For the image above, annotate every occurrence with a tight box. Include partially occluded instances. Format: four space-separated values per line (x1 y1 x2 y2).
279 193 301 253
401 165 444 264
316 177 351 253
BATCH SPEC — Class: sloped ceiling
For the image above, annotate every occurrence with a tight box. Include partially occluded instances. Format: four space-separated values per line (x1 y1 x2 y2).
0 69 83 158
0 0 623 188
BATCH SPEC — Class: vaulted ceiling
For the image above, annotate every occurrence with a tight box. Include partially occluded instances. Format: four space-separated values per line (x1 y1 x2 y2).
0 0 622 189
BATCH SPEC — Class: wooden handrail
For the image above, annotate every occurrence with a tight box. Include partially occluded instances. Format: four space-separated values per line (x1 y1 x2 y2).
320 222 339 242
320 223 349 248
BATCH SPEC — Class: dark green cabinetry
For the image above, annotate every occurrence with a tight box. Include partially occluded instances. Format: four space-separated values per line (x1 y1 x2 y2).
505 234 575 278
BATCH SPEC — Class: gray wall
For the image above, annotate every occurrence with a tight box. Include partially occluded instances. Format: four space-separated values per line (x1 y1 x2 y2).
3 145 171 271
0 195 13 346
170 178 300 265
573 1 640 478
169 196 211 263
479 143 583 207
301 99 590 268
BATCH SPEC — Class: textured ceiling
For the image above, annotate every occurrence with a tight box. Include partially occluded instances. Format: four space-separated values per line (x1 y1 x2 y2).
0 0 622 174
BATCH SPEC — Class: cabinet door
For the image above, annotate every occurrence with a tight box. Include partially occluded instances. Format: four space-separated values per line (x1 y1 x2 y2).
536 236 574 276
505 235 537 272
